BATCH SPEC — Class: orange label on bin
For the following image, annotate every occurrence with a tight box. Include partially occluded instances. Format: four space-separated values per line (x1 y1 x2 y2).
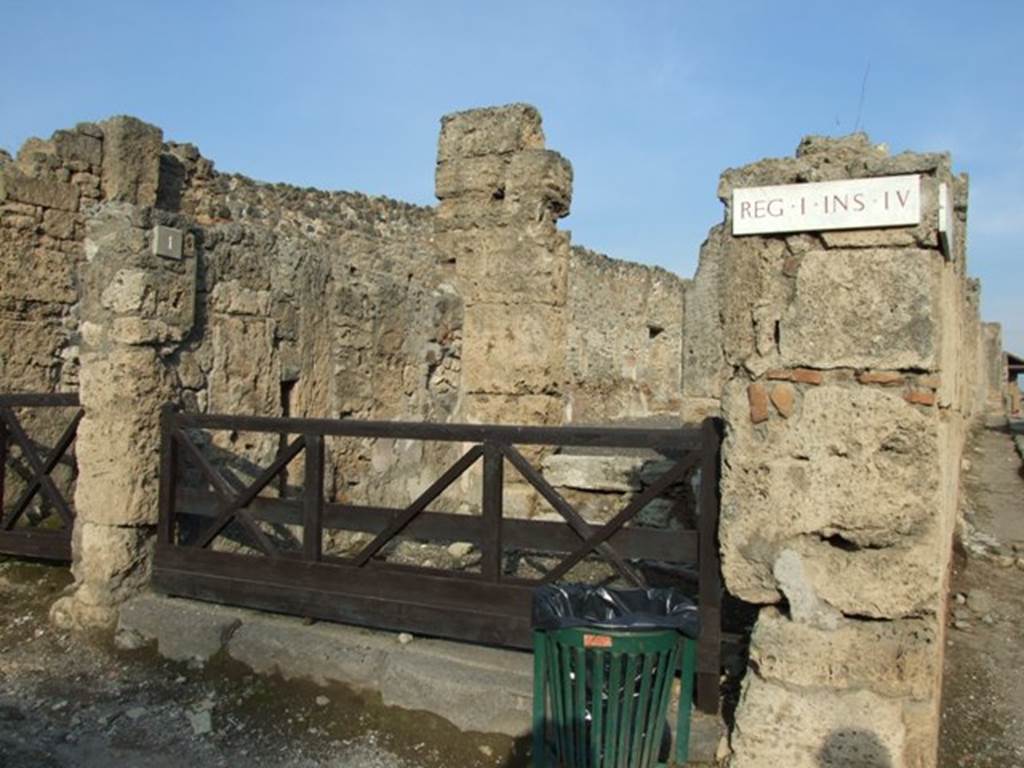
583 633 613 648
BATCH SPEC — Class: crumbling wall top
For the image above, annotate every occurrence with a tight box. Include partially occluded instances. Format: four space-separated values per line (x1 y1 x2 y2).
717 132 955 202
437 103 545 161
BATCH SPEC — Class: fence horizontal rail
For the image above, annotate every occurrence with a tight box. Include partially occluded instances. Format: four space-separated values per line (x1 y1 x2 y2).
175 488 699 562
0 393 80 408
173 411 702 451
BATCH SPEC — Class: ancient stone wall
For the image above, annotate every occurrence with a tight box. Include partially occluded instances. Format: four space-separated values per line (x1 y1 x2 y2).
0 122 103 392
437 104 572 431
980 322 1006 417
567 246 687 423
3 106 689 620
0 118 158 542
682 134 972 768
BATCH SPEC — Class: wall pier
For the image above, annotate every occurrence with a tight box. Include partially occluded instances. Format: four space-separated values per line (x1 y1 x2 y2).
436 104 574 430
681 135 972 768
51 201 194 629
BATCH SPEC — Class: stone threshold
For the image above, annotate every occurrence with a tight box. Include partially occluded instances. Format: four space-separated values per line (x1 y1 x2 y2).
116 592 725 762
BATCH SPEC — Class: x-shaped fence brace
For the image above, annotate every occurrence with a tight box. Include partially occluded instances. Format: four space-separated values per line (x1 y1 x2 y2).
0 405 83 531
345 441 695 586
174 429 696 585
175 428 304 558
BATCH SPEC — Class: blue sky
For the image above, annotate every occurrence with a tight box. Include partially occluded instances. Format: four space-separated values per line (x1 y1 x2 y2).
2 1 1021 353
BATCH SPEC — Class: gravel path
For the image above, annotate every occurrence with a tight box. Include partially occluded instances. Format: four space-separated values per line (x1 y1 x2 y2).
939 423 1024 768
0 560 527 768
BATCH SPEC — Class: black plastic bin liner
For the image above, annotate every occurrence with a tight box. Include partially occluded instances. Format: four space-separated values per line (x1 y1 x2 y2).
531 584 699 638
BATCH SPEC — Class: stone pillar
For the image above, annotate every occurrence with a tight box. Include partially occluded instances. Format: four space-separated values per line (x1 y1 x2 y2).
980 322 1006 419
687 136 970 768
435 104 573 429
51 200 195 629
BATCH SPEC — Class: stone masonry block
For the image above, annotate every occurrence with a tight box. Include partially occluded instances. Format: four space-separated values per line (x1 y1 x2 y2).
797 528 944 619
437 103 544 163
540 454 644 493
208 314 279 409
435 155 509 200
118 594 246 662
821 228 918 249
750 608 940 701
858 370 906 386
53 129 103 168
1 246 78 305
748 382 769 423
75 349 174 526
781 249 941 370
770 382 795 417
0 170 79 211
505 150 573 219
731 674 907 768
463 393 564 427
42 208 78 239
0 318 65 391
905 389 936 407
461 303 566 395
452 232 569 306
101 116 163 206
71 522 154 602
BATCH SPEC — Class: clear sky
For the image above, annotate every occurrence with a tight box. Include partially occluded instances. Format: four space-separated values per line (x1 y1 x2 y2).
2 1 1021 353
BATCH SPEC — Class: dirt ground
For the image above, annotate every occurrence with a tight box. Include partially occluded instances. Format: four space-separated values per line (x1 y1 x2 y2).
0 561 528 768
939 422 1024 768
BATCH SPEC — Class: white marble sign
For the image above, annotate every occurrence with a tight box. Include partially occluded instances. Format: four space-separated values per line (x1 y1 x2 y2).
938 182 954 260
732 174 921 235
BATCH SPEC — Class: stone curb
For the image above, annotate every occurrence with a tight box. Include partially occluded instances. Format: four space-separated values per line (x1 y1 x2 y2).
116 592 724 761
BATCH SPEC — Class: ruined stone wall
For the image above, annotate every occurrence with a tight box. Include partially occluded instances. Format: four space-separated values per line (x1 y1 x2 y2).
434 105 695 524
164 148 461 510
567 247 687 423
980 322 1006 417
681 135 972 768
4 106 691 620
0 115 463 622
437 104 572 433
0 118 154 538
0 123 104 392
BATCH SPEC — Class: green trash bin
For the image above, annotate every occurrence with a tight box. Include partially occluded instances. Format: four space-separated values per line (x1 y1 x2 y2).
531 586 699 768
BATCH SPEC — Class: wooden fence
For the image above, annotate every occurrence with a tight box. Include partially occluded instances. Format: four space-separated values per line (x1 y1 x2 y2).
152 408 724 713
0 393 82 561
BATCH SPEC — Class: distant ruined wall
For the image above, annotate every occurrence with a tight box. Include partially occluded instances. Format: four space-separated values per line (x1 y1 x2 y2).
980 322 1006 417
682 134 973 768
567 246 687 423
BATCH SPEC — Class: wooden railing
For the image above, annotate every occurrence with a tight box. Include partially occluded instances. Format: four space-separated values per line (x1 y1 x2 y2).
154 407 723 713
0 393 83 561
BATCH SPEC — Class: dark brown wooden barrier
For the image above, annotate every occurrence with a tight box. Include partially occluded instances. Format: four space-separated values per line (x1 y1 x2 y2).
153 408 723 713
0 393 83 561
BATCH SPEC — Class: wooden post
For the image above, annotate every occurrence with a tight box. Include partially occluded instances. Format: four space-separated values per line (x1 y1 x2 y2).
157 405 179 547
481 441 504 582
696 417 723 714
303 433 324 562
